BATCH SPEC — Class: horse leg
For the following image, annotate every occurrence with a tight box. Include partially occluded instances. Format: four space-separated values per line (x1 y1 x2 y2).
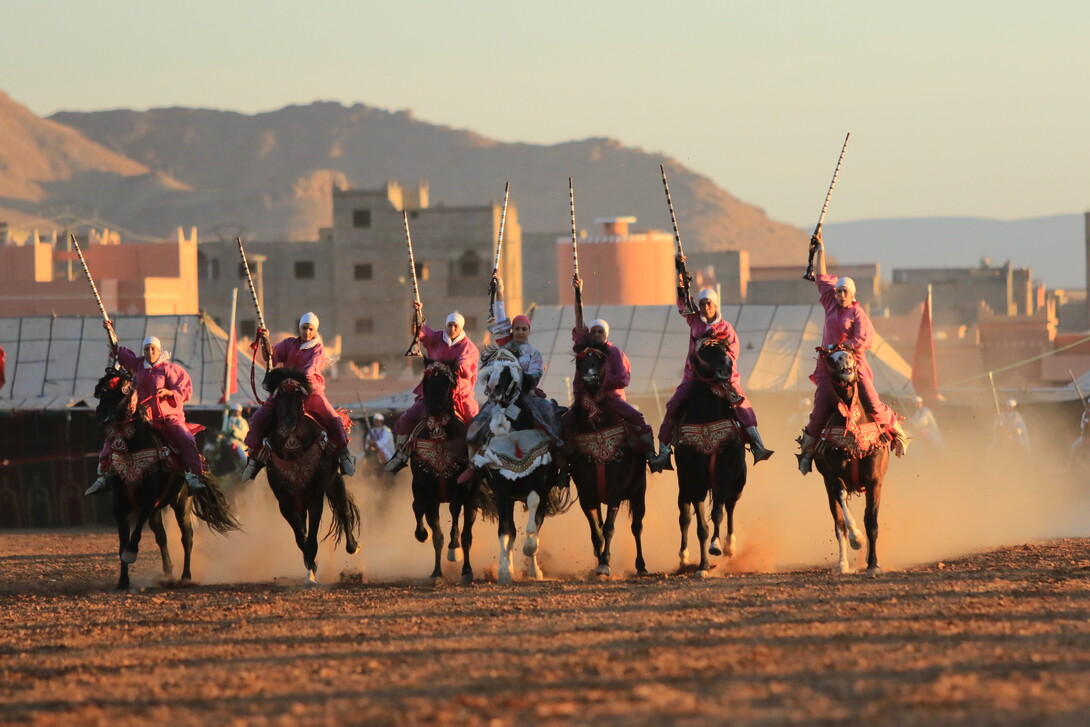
426 501 444 580
459 498 476 584
174 499 194 582
693 498 711 576
708 499 725 557
326 475 360 555
122 495 155 565
299 494 323 587
524 489 545 581
865 486 882 575
497 497 517 585
677 493 692 569
447 501 464 563
724 505 737 558
826 484 852 574
582 504 606 569
148 508 172 582
598 505 620 578
115 505 133 590
839 486 864 550
630 482 648 576
412 497 429 543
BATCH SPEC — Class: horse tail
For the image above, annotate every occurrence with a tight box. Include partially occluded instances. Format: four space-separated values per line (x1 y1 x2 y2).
323 474 361 547
545 481 576 516
190 474 241 534
474 480 499 523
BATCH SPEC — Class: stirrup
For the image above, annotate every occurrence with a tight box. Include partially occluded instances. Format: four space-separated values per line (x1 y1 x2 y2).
384 451 409 473
85 475 109 496
184 471 205 490
750 445 775 464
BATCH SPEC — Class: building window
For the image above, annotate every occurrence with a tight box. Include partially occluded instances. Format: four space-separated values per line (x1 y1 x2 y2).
353 209 371 228
198 253 219 281
354 263 373 281
457 250 482 278
414 261 428 280
354 318 374 334
294 261 315 279
239 319 257 338
464 315 479 331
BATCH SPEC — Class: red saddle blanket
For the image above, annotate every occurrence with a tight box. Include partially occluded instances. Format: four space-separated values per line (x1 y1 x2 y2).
676 419 740 455
572 424 627 464
820 422 884 459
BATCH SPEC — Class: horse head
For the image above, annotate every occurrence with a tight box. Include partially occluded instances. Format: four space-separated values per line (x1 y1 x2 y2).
421 358 456 417
482 348 523 407
691 335 734 384
264 367 311 432
94 367 138 424
575 346 607 393
818 344 858 389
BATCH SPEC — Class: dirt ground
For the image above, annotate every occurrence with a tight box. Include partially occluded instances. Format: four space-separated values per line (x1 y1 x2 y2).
2 518 1089 727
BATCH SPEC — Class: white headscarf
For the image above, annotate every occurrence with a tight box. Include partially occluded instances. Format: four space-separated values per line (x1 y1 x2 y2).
140 336 167 367
589 319 610 338
298 312 322 350
444 312 466 345
299 312 320 329
697 288 719 306
835 277 857 296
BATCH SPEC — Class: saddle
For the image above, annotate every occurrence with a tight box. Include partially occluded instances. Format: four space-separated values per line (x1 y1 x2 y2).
675 419 741 455
104 420 174 486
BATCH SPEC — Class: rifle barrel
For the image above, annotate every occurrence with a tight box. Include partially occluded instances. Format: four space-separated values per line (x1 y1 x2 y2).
70 234 117 346
569 177 579 279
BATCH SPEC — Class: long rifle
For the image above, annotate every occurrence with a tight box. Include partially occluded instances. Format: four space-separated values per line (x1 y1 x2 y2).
804 132 851 281
236 237 272 362
70 233 118 348
987 371 1001 416
569 177 584 330
1070 369 1086 404
659 164 694 314
488 182 510 320
403 211 423 357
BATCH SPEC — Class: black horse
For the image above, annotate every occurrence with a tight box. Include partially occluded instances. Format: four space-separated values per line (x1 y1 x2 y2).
808 345 889 575
262 368 362 586
569 346 647 577
674 337 748 577
93 367 238 590
409 360 488 584
476 349 571 584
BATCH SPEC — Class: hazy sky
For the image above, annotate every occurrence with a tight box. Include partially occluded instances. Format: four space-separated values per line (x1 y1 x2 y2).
3 1 1087 227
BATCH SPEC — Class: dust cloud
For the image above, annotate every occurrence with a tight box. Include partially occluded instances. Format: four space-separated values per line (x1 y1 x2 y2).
179 395 1089 585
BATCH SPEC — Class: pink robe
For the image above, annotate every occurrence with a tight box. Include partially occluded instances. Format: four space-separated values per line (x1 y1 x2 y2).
659 294 757 445
246 336 348 451
395 325 480 435
806 274 895 437
565 327 652 437
99 347 203 473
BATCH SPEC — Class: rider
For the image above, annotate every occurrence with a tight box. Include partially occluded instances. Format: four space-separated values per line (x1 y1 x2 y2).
798 231 909 474
650 254 773 470
563 277 661 471
223 404 250 466
86 332 206 494
459 275 563 483
994 398 1030 451
242 312 355 480
364 413 396 465
908 395 944 451
385 304 480 473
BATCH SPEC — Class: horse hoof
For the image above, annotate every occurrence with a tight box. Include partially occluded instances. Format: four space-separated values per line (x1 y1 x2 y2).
347 541 361 556
849 531 863 550
414 528 429 543
498 572 513 585
595 564 611 577
867 566 883 577
461 573 473 585
726 535 737 558
522 535 538 557
121 550 138 565
447 547 463 563
678 548 690 565
636 568 649 577
709 539 722 557
837 563 852 575
696 569 709 579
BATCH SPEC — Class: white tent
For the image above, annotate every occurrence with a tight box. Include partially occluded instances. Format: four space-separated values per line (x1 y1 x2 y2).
0 315 264 410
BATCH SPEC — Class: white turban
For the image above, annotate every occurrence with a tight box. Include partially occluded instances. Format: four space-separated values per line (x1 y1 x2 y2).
697 288 719 306
142 336 162 349
299 312 320 329
835 277 856 295
589 319 610 338
446 312 466 328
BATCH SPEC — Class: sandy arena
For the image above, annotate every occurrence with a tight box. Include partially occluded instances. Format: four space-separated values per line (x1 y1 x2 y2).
3 438 1090 726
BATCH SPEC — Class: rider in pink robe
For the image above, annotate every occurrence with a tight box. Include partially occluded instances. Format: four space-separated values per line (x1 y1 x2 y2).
243 312 355 479
86 333 205 495
385 306 480 473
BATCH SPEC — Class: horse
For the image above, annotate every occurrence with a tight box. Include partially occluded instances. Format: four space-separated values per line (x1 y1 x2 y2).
93 367 239 590
474 348 571 584
409 359 489 584
673 336 748 577
569 346 647 577
260 368 362 586
809 345 890 575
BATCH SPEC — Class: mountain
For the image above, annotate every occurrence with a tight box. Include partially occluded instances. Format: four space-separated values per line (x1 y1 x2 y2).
47 101 808 260
824 215 1086 289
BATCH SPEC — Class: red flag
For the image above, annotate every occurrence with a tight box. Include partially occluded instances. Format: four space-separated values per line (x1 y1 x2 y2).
911 287 939 404
219 324 239 404
0 344 6 391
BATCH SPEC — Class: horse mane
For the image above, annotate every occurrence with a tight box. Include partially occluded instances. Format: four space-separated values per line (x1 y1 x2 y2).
94 366 133 399
263 367 310 394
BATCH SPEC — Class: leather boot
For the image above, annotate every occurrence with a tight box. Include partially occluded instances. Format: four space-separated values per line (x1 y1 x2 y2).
646 438 673 473
184 471 206 490
744 426 774 464
241 457 264 482
890 419 911 458
796 433 817 475
384 434 411 473
340 451 357 476
85 468 109 496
